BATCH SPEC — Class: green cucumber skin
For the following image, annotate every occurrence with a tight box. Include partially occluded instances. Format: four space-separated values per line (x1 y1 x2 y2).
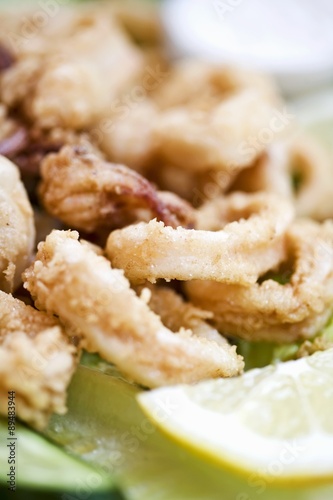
0 487 125 500
0 416 115 493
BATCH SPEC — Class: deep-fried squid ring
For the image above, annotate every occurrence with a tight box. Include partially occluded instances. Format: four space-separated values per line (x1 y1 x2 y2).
0 155 35 292
185 220 333 343
153 89 280 173
106 192 294 286
231 136 333 221
137 284 233 347
228 141 293 199
1 10 144 129
152 61 278 111
0 291 77 429
24 230 243 387
151 62 282 173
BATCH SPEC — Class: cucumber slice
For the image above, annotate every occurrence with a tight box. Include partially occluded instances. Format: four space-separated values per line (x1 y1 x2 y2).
0 417 115 493
44 364 333 500
0 488 124 500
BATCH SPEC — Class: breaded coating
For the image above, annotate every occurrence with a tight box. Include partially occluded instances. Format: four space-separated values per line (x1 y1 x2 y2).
24 230 243 387
185 221 333 343
106 193 294 285
0 155 35 292
0 291 77 429
39 145 195 232
139 284 236 348
1 7 144 129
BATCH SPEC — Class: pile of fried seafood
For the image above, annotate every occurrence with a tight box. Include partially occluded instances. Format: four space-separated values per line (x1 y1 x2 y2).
1 1 333 429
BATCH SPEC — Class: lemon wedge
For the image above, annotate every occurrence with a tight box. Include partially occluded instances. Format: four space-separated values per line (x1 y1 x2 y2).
138 348 333 486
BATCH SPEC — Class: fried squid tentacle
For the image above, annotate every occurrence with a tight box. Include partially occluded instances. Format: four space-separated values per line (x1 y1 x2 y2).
39 145 195 231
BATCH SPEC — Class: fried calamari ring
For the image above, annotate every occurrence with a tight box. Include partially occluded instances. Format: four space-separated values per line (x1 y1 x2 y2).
24 230 243 387
39 145 195 232
291 136 333 221
153 89 280 173
0 155 35 292
140 284 235 348
0 291 77 429
229 142 293 199
106 193 294 285
230 136 333 221
185 221 333 343
1 9 143 129
152 61 278 110
150 62 283 173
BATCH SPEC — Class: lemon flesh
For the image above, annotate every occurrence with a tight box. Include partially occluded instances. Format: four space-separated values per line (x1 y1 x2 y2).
138 348 333 486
